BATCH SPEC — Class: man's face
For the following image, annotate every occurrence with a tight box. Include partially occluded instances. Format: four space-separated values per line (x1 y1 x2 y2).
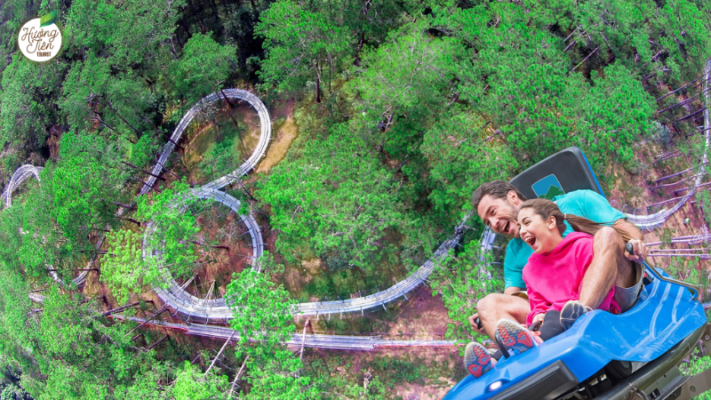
476 193 521 238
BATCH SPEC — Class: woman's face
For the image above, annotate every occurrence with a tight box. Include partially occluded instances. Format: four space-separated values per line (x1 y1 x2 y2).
517 207 560 254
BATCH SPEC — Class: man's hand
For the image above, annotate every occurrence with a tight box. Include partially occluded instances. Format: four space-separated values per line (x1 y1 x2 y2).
624 238 647 263
468 313 486 335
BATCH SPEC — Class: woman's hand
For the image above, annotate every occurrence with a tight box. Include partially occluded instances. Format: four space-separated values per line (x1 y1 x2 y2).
532 313 545 325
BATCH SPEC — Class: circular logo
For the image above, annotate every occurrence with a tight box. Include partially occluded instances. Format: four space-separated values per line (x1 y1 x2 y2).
17 17 62 62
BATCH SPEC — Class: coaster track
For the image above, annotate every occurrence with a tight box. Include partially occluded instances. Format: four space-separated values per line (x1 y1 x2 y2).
12 89 466 350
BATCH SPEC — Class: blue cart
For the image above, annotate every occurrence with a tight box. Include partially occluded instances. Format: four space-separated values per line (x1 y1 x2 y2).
444 147 711 400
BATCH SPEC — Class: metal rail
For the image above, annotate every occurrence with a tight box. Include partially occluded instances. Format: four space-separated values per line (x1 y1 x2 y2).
623 61 711 230
141 89 469 323
1 164 42 208
112 315 456 351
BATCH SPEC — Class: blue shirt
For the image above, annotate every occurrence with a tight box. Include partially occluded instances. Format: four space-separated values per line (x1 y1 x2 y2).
503 190 627 289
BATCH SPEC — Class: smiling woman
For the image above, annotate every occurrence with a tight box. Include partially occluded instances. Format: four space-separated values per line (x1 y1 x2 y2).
517 199 625 325
517 206 563 254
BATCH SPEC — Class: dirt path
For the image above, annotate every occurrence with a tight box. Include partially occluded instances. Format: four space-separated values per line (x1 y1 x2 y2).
257 99 298 173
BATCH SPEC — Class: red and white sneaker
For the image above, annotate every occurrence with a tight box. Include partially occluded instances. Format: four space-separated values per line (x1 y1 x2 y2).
495 319 543 358
464 341 494 378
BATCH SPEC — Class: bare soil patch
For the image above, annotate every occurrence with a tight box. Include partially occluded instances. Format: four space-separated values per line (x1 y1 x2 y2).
257 99 298 173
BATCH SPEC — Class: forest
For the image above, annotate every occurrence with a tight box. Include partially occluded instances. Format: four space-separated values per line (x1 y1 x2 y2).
0 0 711 398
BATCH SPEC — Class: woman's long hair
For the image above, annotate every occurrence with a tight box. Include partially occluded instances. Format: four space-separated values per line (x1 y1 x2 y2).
519 198 633 243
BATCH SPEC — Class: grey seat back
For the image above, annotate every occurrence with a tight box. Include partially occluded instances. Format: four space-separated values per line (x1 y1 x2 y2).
509 147 605 200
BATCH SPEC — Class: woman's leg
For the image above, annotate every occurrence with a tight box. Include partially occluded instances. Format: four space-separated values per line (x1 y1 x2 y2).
538 310 566 341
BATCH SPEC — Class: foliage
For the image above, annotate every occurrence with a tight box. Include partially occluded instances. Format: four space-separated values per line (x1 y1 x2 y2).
172 362 228 400
226 268 319 399
136 179 202 283
51 132 129 248
0 55 64 150
420 109 519 226
168 33 237 104
256 0 352 101
226 268 295 352
194 122 243 183
258 123 413 271
430 239 505 346
101 229 156 304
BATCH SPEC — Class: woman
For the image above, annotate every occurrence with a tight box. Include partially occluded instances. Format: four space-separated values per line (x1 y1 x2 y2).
465 198 631 377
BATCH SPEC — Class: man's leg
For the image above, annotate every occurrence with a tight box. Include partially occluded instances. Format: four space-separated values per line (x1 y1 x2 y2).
473 293 530 339
579 227 633 309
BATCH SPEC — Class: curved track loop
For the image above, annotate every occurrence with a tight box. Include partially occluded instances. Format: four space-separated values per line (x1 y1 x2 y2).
146 89 469 324
2 165 42 208
139 89 272 196
145 189 264 323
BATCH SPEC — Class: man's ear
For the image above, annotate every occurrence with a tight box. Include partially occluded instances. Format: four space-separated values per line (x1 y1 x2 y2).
508 190 521 206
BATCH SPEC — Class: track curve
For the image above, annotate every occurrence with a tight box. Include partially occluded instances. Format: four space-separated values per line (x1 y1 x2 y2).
623 62 711 230
146 89 468 324
2 164 42 208
139 89 272 196
16 88 468 349
144 188 264 323
1 165 91 287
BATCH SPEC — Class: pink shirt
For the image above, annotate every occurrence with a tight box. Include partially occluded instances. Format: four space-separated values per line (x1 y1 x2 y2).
523 232 620 325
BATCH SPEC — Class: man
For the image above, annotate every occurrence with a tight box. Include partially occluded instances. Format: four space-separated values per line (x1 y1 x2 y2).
468 180 647 339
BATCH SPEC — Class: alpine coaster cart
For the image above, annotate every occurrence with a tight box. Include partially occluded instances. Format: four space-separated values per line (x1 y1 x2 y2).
445 147 711 400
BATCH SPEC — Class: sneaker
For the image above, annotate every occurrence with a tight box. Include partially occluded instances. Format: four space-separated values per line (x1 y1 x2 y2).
560 300 593 330
464 342 494 378
495 319 542 358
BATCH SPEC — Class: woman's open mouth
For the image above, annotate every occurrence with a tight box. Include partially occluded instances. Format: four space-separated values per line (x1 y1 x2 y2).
523 235 537 248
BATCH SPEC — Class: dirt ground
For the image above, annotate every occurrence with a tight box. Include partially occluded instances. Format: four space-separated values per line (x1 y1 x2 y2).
257 99 298 173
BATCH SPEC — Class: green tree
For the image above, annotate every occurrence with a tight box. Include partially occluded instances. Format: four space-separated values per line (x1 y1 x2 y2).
0 55 65 153
258 123 409 271
256 0 353 102
101 229 155 304
135 180 203 284
51 132 129 253
226 268 318 399
172 362 228 400
430 240 504 346
167 33 237 103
